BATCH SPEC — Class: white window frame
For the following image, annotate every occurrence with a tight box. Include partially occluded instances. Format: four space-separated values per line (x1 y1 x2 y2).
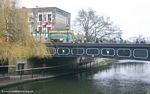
47 12 52 22
38 13 43 22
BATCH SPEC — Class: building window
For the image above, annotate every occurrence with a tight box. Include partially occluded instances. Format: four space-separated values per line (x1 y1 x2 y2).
39 14 42 21
48 14 52 21
38 27 42 32
47 27 51 32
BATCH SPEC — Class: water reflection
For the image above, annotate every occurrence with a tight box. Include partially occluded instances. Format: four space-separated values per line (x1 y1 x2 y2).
92 62 150 94
1 62 150 94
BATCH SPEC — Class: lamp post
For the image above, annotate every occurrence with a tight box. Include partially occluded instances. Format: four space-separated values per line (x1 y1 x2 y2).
66 24 69 42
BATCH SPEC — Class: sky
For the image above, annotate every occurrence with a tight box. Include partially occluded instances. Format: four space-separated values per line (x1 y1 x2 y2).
20 0 150 40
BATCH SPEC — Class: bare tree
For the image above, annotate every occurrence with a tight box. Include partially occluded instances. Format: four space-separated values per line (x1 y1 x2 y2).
128 35 147 43
74 9 122 42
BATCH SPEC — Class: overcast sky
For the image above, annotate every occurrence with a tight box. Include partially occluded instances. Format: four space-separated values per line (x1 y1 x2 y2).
20 0 150 39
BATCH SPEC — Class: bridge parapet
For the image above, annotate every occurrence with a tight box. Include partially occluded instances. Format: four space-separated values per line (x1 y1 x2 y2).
46 43 150 61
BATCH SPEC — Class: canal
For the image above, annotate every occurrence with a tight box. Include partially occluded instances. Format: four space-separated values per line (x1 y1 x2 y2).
1 61 150 94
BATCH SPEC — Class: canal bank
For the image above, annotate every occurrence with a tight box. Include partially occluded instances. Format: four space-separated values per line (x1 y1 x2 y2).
0 58 112 88
1 61 150 94
0 72 81 88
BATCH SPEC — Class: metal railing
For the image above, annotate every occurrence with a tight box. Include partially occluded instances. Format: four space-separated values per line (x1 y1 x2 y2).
0 62 98 80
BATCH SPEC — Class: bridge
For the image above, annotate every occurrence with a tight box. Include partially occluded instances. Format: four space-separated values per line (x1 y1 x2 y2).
46 43 150 61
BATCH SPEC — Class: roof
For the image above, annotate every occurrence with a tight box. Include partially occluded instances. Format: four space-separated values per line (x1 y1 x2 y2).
27 7 70 16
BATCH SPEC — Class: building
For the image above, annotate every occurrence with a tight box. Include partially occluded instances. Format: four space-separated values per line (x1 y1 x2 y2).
28 7 71 42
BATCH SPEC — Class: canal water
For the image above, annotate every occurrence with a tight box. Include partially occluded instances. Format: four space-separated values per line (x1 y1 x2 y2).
1 61 150 94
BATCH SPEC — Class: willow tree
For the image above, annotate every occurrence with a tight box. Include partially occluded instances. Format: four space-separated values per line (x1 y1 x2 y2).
0 0 48 64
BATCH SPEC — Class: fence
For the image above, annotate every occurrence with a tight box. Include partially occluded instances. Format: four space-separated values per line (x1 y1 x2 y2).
0 62 98 80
